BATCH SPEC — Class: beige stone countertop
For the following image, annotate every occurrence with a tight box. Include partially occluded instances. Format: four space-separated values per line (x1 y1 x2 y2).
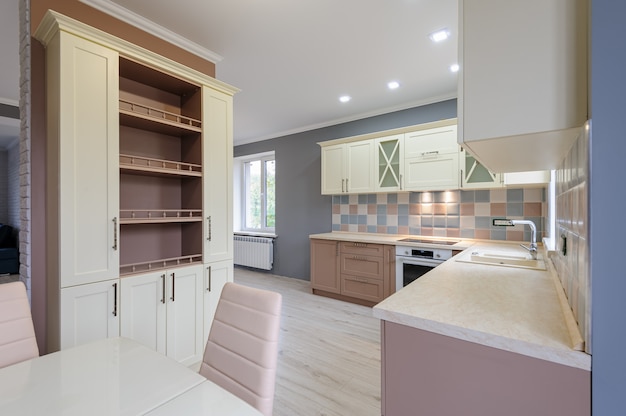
308 231 474 250
373 241 591 371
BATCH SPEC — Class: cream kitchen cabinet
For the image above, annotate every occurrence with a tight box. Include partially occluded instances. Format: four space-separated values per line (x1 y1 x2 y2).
202 260 233 343
460 147 503 189
403 124 459 191
120 265 204 366
458 0 588 173
504 171 551 187
35 11 237 353
375 134 404 192
60 280 120 350
320 141 376 195
203 88 234 264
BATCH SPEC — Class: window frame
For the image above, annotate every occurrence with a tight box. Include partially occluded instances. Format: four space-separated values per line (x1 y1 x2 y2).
238 152 275 233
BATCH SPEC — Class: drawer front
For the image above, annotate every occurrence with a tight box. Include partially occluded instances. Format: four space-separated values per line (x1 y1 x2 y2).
341 275 384 303
340 241 384 257
340 254 384 280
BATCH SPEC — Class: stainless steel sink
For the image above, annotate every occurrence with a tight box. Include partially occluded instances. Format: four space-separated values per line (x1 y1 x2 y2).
458 251 547 270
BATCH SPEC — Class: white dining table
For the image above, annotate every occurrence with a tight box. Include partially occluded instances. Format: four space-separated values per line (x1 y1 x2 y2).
0 337 262 415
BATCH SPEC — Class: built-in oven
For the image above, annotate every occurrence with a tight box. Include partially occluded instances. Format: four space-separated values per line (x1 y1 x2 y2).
395 239 456 291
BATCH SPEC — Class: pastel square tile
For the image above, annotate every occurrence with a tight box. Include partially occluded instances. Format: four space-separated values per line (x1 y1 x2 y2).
446 228 460 238
387 215 398 227
444 190 460 203
358 224 367 232
421 227 434 236
398 204 409 216
340 224 349 231
367 215 377 225
408 215 421 227
422 216 433 227
506 202 523 216
506 230 524 241
367 194 377 204
524 202 542 216
340 214 349 224
376 194 388 204
358 204 367 215
421 204 433 215
434 191 446 203
434 203 446 215
460 190 475 203
387 226 398 234
340 195 349 204
408 227 421 235
475 190 490 202
409 203 421 215
460 216 475 229
387 193 398 204
358 215 367 225
377 215 387 225
348 224 358 232
368 204 377 214
349 194 358 204
460 203 475 216
475 229 490 239
409 192 421 203
349 214 358 224
506 188 524 202
332 204 340 214
398 215 409 226
332 195 341 204
474 202 490 216
377 225 387 234
377 205 387 215
490 203 506 216
489 189 507 203
432 228 447 237
475 216 492 229
490 229 506 240
358 194 368 204
332 223 341 231
524 188 545 202
434 216 446 228
349 204 358 214
397 193 410 204
460 229 475 238
446 216 460 228
387 204 398 215
421 192 434 203
367 225 377 233
340 204 350 215
446 203 460 215
397 225 409 235
332 213 340 224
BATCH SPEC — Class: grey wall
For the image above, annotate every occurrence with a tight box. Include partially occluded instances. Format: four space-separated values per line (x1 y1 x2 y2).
234 99 456 280
590 0 626 413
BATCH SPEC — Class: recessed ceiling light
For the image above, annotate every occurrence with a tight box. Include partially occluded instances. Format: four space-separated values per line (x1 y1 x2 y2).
429 28 450 43
339 95 351 103
449 64 460 73
387 81 400 90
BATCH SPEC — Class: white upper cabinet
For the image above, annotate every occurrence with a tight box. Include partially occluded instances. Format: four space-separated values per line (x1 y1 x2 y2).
320 141 375 194
403 124 459 191
460 147 503 189
375 134 404 192
458 0 588 173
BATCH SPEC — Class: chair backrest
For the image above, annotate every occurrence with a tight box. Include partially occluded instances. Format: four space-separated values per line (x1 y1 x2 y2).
200 282 282 416
0 281 39 368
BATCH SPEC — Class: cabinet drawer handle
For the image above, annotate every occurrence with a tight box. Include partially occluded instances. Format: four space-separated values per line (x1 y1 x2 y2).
421 150 439 156
348 276 368 283
161 274 166 304
112 217 118 251
207 216 212 241
206 266 212 292
352 256 369 261
112 283 118 317
170 273 175 302
352 242 367 248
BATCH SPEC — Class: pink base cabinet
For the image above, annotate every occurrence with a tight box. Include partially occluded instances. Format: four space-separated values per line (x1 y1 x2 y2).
381 321 590 416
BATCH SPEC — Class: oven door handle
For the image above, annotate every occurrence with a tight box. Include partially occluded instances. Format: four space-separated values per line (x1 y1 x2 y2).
397 257 445 267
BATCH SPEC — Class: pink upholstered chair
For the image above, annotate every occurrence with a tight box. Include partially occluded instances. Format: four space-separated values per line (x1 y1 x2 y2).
0 281 39 369
200 282 282 416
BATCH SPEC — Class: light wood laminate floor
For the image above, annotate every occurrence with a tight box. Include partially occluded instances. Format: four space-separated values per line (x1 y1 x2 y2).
235 267 381 416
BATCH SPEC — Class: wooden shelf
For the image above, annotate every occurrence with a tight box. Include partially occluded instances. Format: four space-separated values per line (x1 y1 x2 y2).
119 209 202 224
120 254 203 277
120 154 202 178
119 99 202 135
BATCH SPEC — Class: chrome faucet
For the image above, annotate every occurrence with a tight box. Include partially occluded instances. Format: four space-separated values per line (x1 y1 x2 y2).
511 220 538 259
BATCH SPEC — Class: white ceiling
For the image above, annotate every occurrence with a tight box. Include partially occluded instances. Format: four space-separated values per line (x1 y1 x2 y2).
0 0 459 147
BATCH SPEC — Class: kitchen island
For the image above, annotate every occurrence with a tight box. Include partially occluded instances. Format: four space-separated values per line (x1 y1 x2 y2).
373 241 590 416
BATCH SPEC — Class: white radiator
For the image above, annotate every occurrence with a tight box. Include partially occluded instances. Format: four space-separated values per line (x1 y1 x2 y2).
234 235 274 270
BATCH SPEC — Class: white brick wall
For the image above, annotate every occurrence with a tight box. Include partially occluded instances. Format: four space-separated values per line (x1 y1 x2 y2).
0 150 7 224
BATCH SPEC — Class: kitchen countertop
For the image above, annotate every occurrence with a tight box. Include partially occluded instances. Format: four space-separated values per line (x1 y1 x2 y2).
309 231 474 250
309 232 590 371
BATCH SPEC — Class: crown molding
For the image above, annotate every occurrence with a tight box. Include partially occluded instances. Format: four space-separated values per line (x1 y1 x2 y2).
79 0 223 64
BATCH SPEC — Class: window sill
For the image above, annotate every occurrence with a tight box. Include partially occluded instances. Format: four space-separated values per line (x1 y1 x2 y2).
234 231 277 238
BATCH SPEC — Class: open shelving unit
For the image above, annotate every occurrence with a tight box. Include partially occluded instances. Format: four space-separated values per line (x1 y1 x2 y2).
118 56 204 276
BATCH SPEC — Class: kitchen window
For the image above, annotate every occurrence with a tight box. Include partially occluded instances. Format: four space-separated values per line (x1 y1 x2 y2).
237 152 275 233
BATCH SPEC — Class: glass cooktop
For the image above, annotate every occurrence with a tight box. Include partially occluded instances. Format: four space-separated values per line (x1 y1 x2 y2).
398 238 459 246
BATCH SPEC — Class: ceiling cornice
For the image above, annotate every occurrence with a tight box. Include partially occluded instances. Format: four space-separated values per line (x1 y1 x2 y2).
79 0 223 64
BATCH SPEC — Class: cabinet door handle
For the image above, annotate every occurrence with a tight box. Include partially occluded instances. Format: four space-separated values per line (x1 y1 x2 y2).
161 274 166 304
341 179 345 193
346 178 349 192
112 217 118 251
400 174 403 190
170 273 175 302
207 216 212 241
352 255 368 261
421 150 439 156
112 283 118 317
206 266 212 292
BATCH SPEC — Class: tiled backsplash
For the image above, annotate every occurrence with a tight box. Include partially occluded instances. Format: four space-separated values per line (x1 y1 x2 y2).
552 126 590 353
332 188 546 242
